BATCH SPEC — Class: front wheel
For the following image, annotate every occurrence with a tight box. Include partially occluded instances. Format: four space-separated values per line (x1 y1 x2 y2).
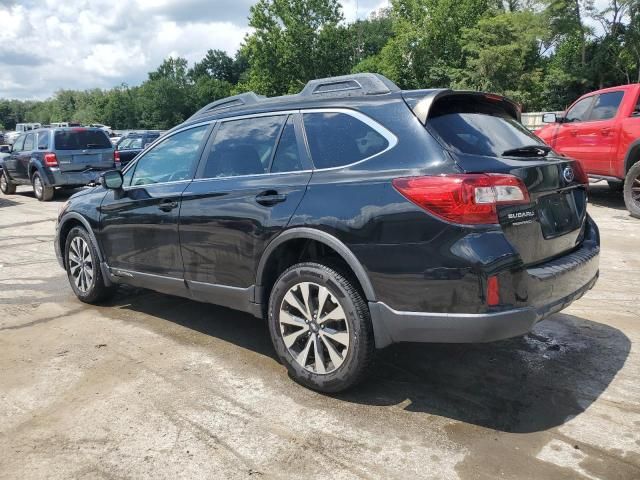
32 171 54 201
65 227 116 303
0 170 16 194
268 262 375 393
623 161 640 219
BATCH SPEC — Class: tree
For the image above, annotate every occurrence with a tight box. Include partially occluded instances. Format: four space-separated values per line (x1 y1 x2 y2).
238 0 351 96
190 49 235 83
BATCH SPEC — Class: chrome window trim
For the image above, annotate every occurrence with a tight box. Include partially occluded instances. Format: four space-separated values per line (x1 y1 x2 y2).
121 121 214 189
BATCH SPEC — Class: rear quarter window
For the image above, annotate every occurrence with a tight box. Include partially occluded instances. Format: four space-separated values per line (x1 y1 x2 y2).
54 129 112 150
38 132 49 150
302 112 389 169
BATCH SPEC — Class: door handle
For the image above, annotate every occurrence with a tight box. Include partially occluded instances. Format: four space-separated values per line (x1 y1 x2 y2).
255 190 287 206
158 199 179 212
601 128 611 136
570 129 578 136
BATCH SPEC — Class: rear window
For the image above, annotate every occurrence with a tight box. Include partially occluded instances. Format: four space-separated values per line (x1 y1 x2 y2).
427 99 544 157
303 112 388 169
54 129 112 150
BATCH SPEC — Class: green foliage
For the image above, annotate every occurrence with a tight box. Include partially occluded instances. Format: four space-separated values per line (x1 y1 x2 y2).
0 0 638 130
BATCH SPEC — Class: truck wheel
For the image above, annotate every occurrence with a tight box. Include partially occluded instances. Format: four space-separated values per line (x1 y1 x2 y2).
268 262 375 393
0 170 16 194
623 161 640 219
65 227 116 303
32 171 54 201
607 180 624 192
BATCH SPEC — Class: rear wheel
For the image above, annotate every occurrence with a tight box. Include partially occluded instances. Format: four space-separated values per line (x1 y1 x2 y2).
623 161 640 219
0 170 16 194
65 227 116 303
268 262 374 393
32 171 54 201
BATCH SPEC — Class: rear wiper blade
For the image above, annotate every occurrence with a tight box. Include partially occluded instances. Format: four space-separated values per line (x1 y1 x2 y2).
502 145 551 157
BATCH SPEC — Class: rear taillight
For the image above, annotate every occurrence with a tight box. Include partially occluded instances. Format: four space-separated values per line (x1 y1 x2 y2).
114 150 121 167
44 153 58 167
572 161 589 185
392 174 530 225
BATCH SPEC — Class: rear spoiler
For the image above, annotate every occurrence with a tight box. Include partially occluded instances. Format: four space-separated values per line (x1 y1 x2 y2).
402 90 521 124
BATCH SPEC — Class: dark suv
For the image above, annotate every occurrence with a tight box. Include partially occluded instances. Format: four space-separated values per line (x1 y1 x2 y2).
54 74 600 392
1 127 116 201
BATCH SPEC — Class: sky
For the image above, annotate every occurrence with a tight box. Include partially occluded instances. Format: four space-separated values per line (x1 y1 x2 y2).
0 0 388 100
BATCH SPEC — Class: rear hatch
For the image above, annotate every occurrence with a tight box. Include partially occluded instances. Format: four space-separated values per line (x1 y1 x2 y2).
404 91 588 266
54 128 115 172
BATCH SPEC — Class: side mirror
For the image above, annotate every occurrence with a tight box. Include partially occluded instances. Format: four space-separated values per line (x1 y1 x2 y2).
542 113 558 123
101 170 123 190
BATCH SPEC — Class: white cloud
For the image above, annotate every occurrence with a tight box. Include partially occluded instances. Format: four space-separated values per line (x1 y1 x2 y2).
0 0 383 100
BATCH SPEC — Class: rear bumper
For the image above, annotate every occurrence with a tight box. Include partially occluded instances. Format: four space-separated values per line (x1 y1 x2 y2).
45 168 108 187
369 218 600 348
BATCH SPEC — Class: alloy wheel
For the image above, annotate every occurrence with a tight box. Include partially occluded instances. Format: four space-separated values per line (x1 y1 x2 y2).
34 175 43 198
632 174 640 206
68 236 94 293
0 173 6 192
279 282 350 374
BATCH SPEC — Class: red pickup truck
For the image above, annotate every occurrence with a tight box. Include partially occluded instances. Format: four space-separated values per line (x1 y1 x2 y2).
535 84 640 217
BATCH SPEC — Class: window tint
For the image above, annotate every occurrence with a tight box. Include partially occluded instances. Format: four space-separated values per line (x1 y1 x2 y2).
54 129 112 150
202 116 285 178
13 135 25 152
589 91 624 120
634 94 640 116
38 131 49 150
23 133 35 151
566 96 594 122
429 112 544 157
303 113 388 169
130 125 208 186
271 117 303 173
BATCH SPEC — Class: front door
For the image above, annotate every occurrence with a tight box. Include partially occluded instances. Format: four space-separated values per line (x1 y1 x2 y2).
179 113 312 304
98 123 212 294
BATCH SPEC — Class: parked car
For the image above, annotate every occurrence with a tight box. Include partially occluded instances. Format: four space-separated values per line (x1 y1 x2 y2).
1 127 116 201
0 144 10 172
5 123 42 144
115 131 163 167
535 84 640 217
54 73 599 392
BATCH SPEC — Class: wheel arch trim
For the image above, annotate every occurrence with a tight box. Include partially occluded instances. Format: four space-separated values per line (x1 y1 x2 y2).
256 227 376 302
58 212 104 264
624 139 640 174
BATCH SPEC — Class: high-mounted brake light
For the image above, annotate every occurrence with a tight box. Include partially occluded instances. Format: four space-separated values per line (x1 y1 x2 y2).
44 153 58 167
392 174 530 225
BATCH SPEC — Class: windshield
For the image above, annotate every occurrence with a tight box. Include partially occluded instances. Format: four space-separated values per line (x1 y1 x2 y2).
428 112 544 157
54 130 112 150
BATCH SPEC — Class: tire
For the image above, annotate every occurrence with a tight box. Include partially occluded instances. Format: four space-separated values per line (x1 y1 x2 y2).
64 227 116 304
607 180 624 192
268 262 375 393
0 170 16 194
32 171 54 201
623 161 640 219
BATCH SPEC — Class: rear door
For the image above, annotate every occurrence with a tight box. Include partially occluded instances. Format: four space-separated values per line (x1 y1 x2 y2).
179 113 312 301
423 96 589 266
54 128 114 172
99 123 211 294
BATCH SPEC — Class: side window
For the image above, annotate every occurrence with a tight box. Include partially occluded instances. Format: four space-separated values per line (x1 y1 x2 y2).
130 125 208 186
23 133 35 151
634 94 640 116
303 112 389 169
13 135 26 152
271 116 303 173
565 96 594 123
589 91 624 121
38 131 49 150
202 115 285 178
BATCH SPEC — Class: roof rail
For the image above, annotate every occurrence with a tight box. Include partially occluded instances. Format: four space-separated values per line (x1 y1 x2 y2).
300 73 400 97
188 92 265 120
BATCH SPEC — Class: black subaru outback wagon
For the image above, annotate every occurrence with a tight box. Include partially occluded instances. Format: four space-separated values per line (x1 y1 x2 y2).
54 74 599 392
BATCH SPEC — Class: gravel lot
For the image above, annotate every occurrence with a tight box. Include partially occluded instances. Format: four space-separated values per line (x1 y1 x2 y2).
0 183 639 480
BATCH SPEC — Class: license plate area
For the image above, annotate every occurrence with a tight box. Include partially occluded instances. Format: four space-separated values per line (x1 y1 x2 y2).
537 191 583 239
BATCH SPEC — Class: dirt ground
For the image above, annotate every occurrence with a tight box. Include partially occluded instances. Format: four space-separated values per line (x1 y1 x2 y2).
0 182 639 480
